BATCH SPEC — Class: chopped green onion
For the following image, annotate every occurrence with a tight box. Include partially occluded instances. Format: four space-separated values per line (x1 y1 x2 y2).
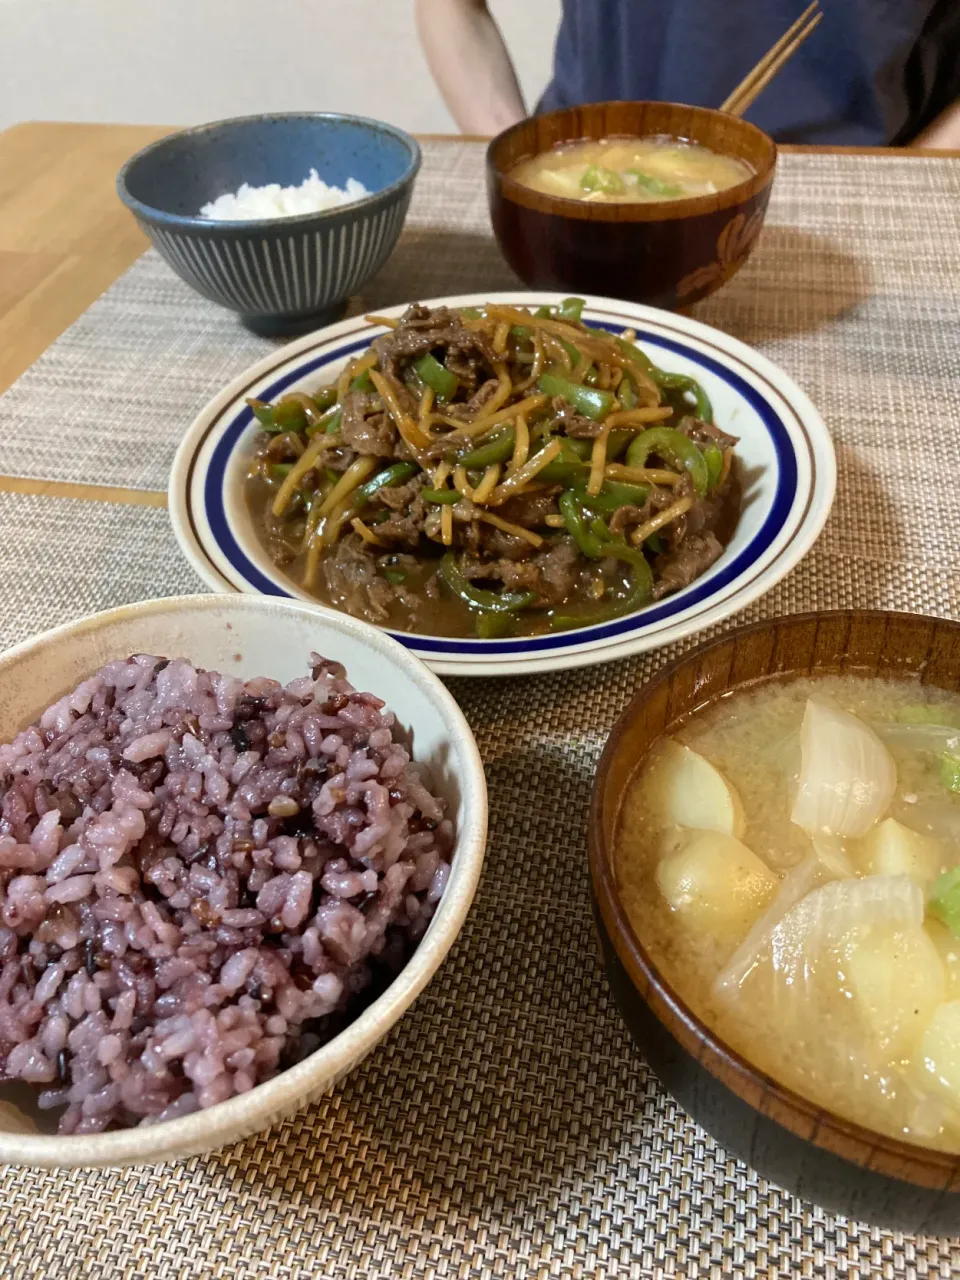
627 170 683 197
581 166 625 196
941 752 960 793
897 705 960 727
930 867 960 936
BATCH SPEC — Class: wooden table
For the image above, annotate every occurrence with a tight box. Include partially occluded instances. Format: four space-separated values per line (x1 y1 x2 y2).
0 122 172 395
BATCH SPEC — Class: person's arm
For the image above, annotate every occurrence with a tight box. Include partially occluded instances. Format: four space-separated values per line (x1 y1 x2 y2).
415 0 527 135
913 102 960 149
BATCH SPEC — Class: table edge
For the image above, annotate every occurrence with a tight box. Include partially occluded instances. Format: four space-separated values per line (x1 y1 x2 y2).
4 122 960 158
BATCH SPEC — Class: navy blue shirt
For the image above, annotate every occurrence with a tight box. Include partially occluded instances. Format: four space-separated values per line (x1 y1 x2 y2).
539 0 960 144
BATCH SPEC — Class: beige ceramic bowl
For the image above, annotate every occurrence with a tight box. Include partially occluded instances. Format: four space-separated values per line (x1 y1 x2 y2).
0 594 487 1168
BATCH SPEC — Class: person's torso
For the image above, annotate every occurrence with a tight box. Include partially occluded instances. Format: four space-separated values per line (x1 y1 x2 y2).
540 0 960 145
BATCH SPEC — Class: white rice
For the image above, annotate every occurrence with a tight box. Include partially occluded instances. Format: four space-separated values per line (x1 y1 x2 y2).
200 169 370 221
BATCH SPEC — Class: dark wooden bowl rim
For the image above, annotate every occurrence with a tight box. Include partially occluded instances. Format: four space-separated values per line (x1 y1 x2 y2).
589 609 960 1188
487 101 777 223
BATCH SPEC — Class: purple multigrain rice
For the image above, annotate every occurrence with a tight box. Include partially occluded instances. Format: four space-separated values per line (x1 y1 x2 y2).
0 653 452 1134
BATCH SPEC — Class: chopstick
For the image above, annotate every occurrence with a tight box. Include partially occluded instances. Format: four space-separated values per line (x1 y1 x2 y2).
720 1 823 118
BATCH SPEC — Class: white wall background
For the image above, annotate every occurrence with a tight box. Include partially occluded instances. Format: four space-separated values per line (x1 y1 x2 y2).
0 0 560 134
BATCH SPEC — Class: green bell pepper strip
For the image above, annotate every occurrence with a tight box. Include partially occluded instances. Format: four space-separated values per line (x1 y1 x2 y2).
352 462 418 508
550 569 653 631
568 476 649 515
657 372 714 423
703 443 724 490
559 338 582 365
313 387 338 411
646 532 665 555
251 398 312 433
535 439 590 483
614 337 714 423
305 406 343 438
510 324 534 342
249 399 277 428
457 427 516 468
269 463 293 480
559 493 656 577
350 369 374 394
381 568 407 585
562 439 592 460
413 352 459 402
553 494 654 630
438 554 535 614
560 492 605 557
627 170 683 197
626 427 709 497
458 306 483 319
422 488 461 505
941 752 960 793
581 165 624 195
930 867 960 936
605 429 632 461
538 372 615 421
534 305 552 319
618 376 638 411
273 399 308 431
475 612 515 639
556 296 586 322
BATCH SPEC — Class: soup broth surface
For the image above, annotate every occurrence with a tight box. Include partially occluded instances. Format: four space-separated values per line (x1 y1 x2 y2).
510 136 753 203
616 675 960 1151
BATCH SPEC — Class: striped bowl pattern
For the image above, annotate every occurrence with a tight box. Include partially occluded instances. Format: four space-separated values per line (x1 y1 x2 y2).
136 191 412 322
117 113 420 332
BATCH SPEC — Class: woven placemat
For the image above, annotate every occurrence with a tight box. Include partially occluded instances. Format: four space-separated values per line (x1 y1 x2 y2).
1 142 959 1279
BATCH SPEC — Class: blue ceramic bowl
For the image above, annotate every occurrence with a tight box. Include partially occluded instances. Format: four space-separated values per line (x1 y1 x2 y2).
117 113 420 335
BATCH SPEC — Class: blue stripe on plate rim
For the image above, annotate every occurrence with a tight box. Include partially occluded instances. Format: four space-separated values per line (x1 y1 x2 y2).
198 322 797 656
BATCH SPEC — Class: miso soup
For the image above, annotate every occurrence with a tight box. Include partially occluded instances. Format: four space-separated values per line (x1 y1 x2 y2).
615 675 960 1151
510 136 753 204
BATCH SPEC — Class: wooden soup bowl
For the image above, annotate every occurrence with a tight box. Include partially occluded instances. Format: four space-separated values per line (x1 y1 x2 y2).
487 101 776 310
589 611 960 1232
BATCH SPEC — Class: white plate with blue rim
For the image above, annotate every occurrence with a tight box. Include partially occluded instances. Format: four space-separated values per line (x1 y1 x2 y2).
169 291 835 677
